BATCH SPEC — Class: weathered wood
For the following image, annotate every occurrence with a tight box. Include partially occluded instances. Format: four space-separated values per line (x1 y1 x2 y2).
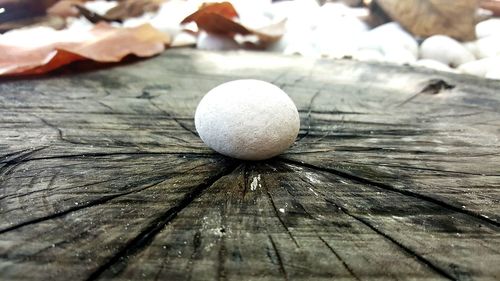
0 49 499 281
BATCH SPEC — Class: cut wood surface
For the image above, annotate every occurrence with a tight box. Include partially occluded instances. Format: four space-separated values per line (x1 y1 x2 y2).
0 49 499 281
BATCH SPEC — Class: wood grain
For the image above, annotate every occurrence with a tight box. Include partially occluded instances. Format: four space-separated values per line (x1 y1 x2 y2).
0 49 499 280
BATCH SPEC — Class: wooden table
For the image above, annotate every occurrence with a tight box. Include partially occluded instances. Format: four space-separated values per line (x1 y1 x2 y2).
1 49 499 281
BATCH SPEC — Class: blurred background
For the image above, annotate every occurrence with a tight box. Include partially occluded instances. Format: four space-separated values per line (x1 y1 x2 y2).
1 0 500 78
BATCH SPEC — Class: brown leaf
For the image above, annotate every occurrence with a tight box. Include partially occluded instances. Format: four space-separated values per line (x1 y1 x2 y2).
47 0 85 18
375 0 477 41
105 0 165 21
0 16 66 33
480 0 500 16
0 23 171 76
0 0 59 23
75 4 111 23
181 2 285 44
181 2 239 25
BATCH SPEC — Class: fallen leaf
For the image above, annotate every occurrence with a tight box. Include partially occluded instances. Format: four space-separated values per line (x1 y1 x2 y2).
480 0 500 16
75 4 111 23
0 15 66 33
375 0 477 41
0 23 170 76
181 2 285 44
105 0 165 21
47 0 85 18
0 0 59 23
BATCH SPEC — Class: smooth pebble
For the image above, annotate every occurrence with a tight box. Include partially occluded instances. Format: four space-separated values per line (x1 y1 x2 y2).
458 57 500 77
195 80 300 160
420 35 475 67
476 19 500 38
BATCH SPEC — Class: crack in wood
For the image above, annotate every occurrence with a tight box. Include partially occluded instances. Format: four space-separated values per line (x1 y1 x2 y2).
268 235 289 281
337 161 500 176
0 151 215 165
264 188 300 248
84 162 240 281
281 158 500 228
0 160 216 234
397 79 455 107
318 236 361 281
0 147 46 181
0 175 171 234
324 198 457 281
297 89 322 141
148 99 199 138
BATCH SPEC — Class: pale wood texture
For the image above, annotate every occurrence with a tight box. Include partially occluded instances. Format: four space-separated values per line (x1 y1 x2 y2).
1 49 499 280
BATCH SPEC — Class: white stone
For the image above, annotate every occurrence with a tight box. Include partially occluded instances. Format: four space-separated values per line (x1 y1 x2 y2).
312 6 368 58
462 41 480 59
486 68 500 80
476 34 500 58
458 57 500 77
195 80 300 160
360 22 419 58
353 49 385 62
476 19 500 38
383 45 417 64
413 59 456 72
84 0 117 15
420 35 475 67
196 32 239 51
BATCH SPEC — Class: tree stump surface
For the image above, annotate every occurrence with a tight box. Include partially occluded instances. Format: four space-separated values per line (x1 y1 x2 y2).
0 49 499 281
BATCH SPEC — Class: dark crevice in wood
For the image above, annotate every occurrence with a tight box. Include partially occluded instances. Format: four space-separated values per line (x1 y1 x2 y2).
337 161 500 176
0 174 172 234
264 187 300 248
0 160 215 233
242 165 249 199
268 235 289 281
420 79 455 95
280 158 500 228
297 89 322 142
217 214 228 281
397 79 455 107
0 174 125 201
318 236 361 281
324 199 457 281
85 162 240 281
297 109 367 115
0 151 215 165
147 99 199 138
0 147 46 180
37 116 89 146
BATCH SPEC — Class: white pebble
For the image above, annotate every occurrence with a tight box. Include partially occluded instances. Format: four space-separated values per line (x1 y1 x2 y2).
413 59 456 72
360 22 419 58
196 31 239 51
476 19 500 38
476 34 500 59
195 80 300 160
486 69 500 80
458 57 500 77
84 0 117 15
420 35 475 67
353 49 385 62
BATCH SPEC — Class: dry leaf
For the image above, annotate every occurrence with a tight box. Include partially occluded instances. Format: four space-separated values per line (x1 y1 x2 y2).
47 0 85 18
376 0 477 41
181 2 285 43
105 0 165 21
480 0 500 16
0 16 66 33
0 23 170 76
75 4 111 23
0 0 59 23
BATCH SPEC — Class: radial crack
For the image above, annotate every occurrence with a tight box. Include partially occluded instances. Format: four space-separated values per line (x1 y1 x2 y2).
280 158 500 228
85 162 240 281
